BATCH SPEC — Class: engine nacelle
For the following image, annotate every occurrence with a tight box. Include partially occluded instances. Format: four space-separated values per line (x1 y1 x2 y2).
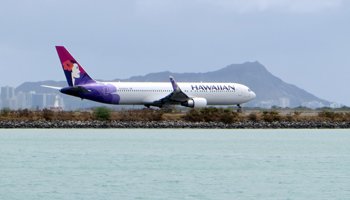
182 97 207 108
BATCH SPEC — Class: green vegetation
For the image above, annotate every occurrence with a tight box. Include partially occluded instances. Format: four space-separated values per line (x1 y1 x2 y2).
93 107 112 121
247 112 259 122
0 108 349 123
118 109 164 121
261 110 281 122
183 107 240 123
42 109 54 121
318 111 350 122
1 108 11 117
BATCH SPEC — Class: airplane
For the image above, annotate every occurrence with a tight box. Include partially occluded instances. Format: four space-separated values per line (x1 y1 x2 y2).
42 46 256 111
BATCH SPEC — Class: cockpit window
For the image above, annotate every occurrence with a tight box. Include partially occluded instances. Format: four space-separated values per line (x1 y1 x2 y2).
248 89 251 92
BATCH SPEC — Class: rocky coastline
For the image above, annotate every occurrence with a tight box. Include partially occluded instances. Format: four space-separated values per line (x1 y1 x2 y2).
0 120 349 129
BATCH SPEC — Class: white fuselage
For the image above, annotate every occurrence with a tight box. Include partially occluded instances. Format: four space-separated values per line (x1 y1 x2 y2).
53 46 256 108
104 81 256 106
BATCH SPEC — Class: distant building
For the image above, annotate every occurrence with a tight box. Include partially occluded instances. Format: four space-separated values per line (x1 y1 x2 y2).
1 86 15 100
26 91 35 108
45 94 56 107
31 93 46 109
330 102 342 109
0 87 66 110
29 92 65 110
279 97 290 108
302 101 326 109
45 94 64 110
17 91 28 109
50 95 64 111
1 86 16 109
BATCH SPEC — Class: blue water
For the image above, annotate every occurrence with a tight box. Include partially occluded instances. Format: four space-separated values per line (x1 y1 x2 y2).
0 129 349 200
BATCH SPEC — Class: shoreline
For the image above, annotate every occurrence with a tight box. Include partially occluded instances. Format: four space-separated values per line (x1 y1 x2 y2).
1 120 349 129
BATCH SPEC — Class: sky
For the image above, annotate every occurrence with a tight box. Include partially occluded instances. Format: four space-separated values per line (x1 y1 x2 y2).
0 0 349 105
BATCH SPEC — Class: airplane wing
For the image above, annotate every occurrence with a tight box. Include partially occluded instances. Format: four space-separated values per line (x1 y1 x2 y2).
167 76 190 102
148 76 190 107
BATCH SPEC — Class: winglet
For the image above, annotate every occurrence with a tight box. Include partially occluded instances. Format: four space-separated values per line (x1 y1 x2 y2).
169 76 180 92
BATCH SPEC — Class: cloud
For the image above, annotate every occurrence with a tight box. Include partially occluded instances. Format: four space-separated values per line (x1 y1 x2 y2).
199 0 343 13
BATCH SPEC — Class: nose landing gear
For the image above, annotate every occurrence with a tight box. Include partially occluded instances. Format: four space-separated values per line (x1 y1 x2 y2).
237 104 242 113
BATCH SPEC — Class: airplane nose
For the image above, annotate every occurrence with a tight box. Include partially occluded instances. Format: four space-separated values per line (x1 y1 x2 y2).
251 91 256 99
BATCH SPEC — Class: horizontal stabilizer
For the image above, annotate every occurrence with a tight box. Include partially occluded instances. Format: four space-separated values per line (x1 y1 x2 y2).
41 85 62 90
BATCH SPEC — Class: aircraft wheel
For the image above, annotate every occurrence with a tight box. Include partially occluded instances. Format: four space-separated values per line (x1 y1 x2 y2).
237 104 242 113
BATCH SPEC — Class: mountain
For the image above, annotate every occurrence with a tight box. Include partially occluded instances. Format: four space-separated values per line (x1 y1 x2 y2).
15 62 331 109
115 62 330 108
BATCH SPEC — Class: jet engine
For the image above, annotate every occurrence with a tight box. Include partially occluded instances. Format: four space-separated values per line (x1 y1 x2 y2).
182 97 207 108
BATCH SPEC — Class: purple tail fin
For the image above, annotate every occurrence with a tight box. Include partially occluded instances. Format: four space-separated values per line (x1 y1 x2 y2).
56 46 95 86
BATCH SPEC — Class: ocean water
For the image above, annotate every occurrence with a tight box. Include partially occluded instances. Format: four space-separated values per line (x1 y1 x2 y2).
0 129 349 200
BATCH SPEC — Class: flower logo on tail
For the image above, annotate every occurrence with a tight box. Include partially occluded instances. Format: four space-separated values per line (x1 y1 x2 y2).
63 60 81 86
